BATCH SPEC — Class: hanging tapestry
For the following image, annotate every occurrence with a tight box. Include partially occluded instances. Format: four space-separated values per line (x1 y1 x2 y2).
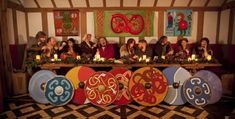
95 10 154 37
165 10 192 36
54 10 79 36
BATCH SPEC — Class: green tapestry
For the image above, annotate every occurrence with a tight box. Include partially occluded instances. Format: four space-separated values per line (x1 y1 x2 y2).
94 10 154 37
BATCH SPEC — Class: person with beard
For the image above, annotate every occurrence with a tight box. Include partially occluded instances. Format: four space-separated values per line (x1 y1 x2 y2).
153 36 174 59
41 37 58 59
96 37 114 60
135 39 153 58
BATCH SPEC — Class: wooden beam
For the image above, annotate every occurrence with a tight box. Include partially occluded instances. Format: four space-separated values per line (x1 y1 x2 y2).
7 1 24 11
1 0 13 99
51 0 57 8
222 0 228 6
228 8 234 44
215 11 221 44
187 0 193 7
197 11 204 41
216 11 221 44
17 0 23 6
221 1 235 11
68 0 74 8
34 0 40 8
86 0 90 7
24 7 221 12
204 0 210 7
158 11 164 37
80 11 87 38
25 12 29 42
12 9 19 44
137 0 141 7
120 0 123 7
41 11 48 35
103 0 106 7
153 0 158 7
170 0 176 7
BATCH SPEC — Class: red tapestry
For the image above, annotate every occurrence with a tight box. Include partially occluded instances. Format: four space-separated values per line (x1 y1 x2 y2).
54 10 79 36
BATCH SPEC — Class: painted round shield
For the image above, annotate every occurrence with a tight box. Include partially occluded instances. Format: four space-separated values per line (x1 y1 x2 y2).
163 66 191 105
85 72 119 106
129 67 168 106
194 70 222 104
28 70 56 104
65 66 95 104
45 76 74 106
183 77 211 107
109 68 133 105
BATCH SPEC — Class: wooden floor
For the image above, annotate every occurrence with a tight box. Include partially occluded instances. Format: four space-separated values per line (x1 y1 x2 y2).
0 94 235 119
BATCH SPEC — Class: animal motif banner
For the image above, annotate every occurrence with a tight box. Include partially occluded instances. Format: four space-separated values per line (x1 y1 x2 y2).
54 10 79 36
95 10 154 37
165 10 192 36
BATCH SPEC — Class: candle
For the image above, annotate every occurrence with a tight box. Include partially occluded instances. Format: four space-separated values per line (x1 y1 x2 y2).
51 59 55 62
161 55 165 60
143 55 147 60
207 55 212 61
96 54 100 60
76 55 81 60
146 58 150 63
195 58 198 61
100 58 105 62
188 57 191 61
139 57 142 62
36 55 41 61
93 58 97 62
54 54 58 60
191 54 196 60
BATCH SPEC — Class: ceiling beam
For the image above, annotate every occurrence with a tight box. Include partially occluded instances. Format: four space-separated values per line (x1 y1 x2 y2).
170 0 175 7
187 0 193 7
204 0 210 7
153 0 158 7
51 0 57 8
34 0 40 8
68 0 74 8
222 0 228 6
137 0 141 7
221 1 235 10
103 0 106 7
24 7 221 12
86 0 90 7
7 0 25 11
17 0 23 6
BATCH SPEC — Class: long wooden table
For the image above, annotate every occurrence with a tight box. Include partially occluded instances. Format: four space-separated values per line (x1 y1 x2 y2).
39 63 222 70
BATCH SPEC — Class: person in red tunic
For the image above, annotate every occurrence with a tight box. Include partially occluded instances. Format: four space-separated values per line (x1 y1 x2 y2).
96 37 114 60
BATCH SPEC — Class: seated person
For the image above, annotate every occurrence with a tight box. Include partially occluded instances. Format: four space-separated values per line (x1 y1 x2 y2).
58 40 68 55
120 38 137 61
135 39 152 58
41 37 58 59
28 31 47 49
80 34 97 59
194 37 213 59
96 37 114 60
175 38 191 59
154 36 174 59
60 38 80 59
